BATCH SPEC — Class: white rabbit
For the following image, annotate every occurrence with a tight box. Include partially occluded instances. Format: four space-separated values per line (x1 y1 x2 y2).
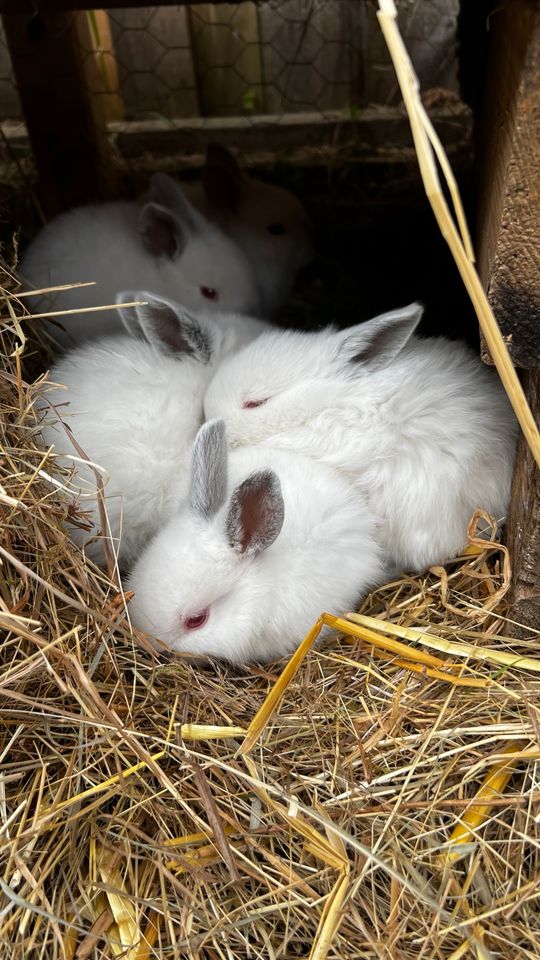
204 303 519 573
127 419 385 663
20 173 263 348
184 143 314 315
39 292 267 566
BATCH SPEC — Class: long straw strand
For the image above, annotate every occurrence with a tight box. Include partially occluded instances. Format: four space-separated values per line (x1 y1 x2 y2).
377 0 540 468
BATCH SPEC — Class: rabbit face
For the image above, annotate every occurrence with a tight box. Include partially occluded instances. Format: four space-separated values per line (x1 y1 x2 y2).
127 421 286 662
200 144 314 314
141 173 263 318
204 304 424 447
127 420 384 663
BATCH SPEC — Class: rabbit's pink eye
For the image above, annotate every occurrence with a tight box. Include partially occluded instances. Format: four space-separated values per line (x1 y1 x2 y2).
184 609 209 631
242 398 268 409
200 286 218 301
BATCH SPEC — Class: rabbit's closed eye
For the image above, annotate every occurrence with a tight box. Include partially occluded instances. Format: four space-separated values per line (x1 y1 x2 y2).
242 398 268 409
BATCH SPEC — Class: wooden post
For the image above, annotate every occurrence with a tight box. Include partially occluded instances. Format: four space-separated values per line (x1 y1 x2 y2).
476 0 540 631
506 371 540 631
189 2 264 116
2 10 118 215
476 0 540 370
86 10 124 123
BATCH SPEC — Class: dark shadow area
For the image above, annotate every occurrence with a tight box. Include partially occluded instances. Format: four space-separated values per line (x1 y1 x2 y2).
0 145 478 350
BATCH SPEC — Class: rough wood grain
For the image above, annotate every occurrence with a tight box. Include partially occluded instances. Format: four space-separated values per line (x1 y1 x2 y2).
2 10 117 214
98 104 473 160
506 370 540 633
0 0 242 10
477 0 540 369
475 0 540 631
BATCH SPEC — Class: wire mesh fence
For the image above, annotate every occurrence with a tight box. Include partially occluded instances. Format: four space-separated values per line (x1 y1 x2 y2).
0 1 460 126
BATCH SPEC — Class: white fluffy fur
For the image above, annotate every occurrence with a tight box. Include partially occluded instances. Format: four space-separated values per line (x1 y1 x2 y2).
39 296 266 565
20 188 263 348
204 304 519 572
127 426 385 663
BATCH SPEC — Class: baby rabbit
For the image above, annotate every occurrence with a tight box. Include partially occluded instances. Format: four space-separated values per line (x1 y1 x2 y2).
39 292 267 566
204 303 519 574
127 419 385 663
20 173 263 348
186 143 314 315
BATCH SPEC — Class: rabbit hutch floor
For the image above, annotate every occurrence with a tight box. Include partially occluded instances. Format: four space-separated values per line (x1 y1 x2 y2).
0 103 538 960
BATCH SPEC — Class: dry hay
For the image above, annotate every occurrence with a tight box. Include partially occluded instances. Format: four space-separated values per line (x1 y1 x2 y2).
1 265 539 960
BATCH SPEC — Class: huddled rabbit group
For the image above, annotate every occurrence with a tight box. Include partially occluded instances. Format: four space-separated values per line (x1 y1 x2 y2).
24 143 518 664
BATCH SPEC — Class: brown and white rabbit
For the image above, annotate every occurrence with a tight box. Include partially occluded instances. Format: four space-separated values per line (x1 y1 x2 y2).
186 143 314 315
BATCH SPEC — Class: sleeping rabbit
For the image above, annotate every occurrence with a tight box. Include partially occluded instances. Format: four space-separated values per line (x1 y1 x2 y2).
127 418 385 663
39 292 267 566
204 303 518 573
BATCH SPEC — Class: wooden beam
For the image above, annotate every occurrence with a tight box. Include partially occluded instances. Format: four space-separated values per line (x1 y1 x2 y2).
475 0 540 632
86 10 124 123
0 104 473 165
0 0 241 10
506 370 540 633
476 0 540 369
189 3 264 117
2 10 118 215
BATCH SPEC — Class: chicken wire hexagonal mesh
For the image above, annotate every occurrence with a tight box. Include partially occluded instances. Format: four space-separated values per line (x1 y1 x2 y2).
0 1 460 128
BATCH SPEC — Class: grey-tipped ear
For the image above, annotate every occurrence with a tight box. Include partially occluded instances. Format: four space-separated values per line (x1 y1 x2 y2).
226 470 284 558
190 419 228 519
116 291 214 361
115 290 144 339
202 143 246 215
336 302 424 373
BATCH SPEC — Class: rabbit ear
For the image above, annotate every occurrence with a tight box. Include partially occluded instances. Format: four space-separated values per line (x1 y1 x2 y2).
335 302 424 374
140 176 200 258
116 291 214 361
149 173 199 227
202 143 245 215
226 470 284 558
190 419 228 519
139 202 186 259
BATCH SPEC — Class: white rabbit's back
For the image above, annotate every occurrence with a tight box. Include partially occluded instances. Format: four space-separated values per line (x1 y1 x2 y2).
21 204 153 346
40 336 206 563
333 338 518 568
204 327 518 572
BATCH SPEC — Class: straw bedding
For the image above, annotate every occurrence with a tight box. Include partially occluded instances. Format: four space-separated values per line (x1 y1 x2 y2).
1 264 539 960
